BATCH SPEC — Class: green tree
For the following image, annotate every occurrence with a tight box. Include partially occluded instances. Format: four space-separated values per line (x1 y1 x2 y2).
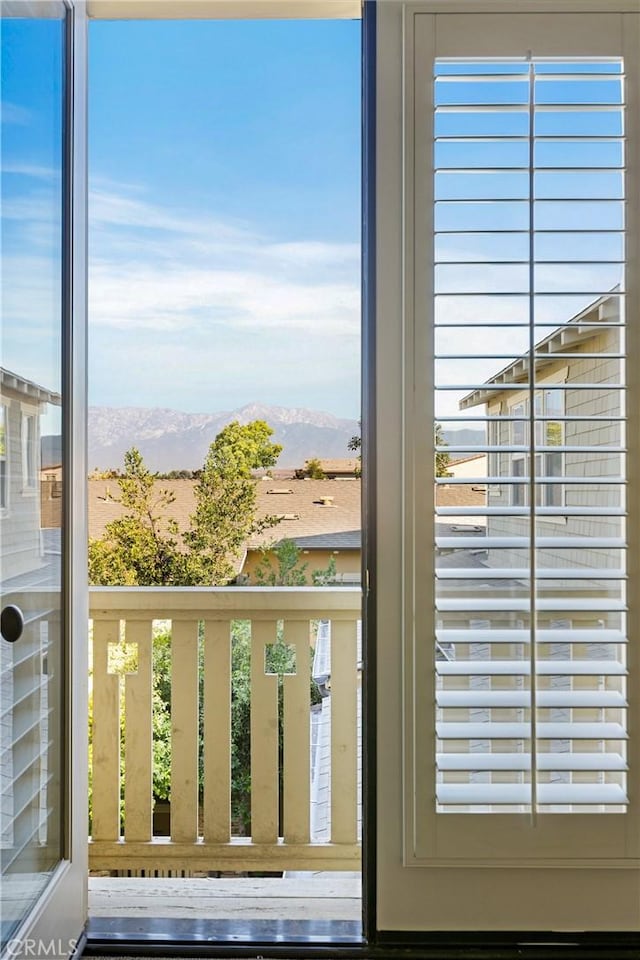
253 538 337 587
88 448 187 585
89 423 284 588
347 420 362 477
184 421 282 584
305 457 326 479
208 419 282 476
254 538 309 585
435 422 452 478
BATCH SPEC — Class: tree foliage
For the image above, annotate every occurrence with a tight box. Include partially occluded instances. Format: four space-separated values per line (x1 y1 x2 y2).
183 422 281 584
347 423 362 477
253 537 337 587
435 422 452 478
304 457 326 479
88 448 187 586
88 421 283 587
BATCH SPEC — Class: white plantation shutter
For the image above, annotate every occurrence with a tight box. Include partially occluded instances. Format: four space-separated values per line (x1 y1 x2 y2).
429 53 629 820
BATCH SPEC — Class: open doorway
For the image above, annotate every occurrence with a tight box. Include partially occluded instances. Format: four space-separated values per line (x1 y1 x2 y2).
84 12 363 942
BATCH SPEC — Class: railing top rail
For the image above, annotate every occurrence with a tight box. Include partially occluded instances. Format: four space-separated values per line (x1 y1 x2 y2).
89 585 362 618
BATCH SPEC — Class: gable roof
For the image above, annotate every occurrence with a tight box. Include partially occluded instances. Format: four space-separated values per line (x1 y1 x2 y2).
460 291 620 410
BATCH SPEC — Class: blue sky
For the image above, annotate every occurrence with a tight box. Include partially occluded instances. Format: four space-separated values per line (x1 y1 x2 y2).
1 16 64 434
2 23 625 426
88 18 361 418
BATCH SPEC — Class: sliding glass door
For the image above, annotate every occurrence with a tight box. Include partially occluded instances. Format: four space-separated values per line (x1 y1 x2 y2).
1 2 87 952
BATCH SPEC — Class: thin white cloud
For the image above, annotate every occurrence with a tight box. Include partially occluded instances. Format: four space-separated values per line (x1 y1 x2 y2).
89 259 359 334
3 176 361 413
89 182 260 245
1 161 58 179
87 182 360 337
1 101 31 126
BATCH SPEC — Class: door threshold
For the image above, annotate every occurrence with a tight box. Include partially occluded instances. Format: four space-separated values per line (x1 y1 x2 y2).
84 917 365 955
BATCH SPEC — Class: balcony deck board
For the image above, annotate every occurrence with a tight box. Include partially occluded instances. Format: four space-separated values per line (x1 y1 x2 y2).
88 875 362 921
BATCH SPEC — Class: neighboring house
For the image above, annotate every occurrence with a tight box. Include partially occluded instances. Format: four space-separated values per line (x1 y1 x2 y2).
460 291 621 583
444 453 487 482
0 368 60 584
444 292 625 806
88 477 362 584
313 458 360 479
244 479 361 584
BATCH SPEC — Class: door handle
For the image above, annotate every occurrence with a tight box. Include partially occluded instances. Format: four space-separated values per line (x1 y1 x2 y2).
1 605 24 643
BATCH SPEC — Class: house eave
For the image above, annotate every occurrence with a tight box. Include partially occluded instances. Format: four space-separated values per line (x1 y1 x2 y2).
459 291 620 410
1 367 61 406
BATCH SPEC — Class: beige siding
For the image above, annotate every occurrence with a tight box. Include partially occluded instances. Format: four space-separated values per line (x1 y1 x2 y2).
242 547 361 584
486 327 622 580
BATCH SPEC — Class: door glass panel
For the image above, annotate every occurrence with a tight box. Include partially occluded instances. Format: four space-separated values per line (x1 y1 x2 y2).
1 9 66 947
433 59 626 814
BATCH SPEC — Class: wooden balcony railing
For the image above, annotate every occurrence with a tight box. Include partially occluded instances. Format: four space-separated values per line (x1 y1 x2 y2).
89 587 361 873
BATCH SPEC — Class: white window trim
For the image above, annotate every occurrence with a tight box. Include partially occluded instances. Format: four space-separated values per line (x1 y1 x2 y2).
506 377 569 519
0 402 9 517
537 374 567 522
20 405 39 496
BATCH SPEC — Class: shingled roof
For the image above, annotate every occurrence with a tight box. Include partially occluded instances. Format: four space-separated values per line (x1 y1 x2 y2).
88 477 362 554
250 478 361 550
89 476 485 557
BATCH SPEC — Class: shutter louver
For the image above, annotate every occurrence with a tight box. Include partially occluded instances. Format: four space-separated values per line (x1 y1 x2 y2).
433 59 627 813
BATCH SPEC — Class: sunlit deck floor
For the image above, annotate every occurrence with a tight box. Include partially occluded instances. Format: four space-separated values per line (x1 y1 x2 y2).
88 874 362 921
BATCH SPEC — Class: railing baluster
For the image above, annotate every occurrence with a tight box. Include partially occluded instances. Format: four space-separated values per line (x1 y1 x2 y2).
330 619 358 845
124 619 153 842
251 620 279 843
283 619 311 844
203 619 231 843
92 619 121 841
171 620 200 842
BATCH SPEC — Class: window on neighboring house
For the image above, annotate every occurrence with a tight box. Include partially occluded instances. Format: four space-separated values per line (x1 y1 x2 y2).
509 389 565 507
510 401 527 506
537 388 565 508
22 413 37 490
511 401 527 447
511 455 526 507
0 405 7 510
487 416 501 497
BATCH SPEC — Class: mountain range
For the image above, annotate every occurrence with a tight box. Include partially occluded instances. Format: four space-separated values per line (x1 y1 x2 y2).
41 403 484 472
86 403 360 472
